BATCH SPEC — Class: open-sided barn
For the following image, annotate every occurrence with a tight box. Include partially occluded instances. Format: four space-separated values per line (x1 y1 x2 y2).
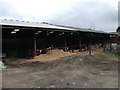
0 19 116 58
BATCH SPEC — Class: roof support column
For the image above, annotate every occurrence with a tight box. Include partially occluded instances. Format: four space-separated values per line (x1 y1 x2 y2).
97 35 99 48
64 35 67 52
33 33 37 57
88 33 92 55
79 32 82 52
51 45 53 50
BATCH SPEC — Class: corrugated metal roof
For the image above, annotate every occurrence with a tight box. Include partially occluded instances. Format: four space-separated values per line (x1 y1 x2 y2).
0 19 76 31
0 19 115 34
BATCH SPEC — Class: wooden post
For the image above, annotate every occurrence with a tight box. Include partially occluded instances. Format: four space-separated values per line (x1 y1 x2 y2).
33 33 37 57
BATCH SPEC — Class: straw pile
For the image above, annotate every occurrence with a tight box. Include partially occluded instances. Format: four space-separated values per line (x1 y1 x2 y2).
28 49 76 61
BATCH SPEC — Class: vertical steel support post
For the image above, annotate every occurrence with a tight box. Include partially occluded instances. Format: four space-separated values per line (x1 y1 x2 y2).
89 33 92 55
33 33 37 57
65 36 67 52
79 32 82 52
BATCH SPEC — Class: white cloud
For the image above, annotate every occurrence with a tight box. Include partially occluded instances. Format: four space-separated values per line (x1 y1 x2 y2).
0 0 119 32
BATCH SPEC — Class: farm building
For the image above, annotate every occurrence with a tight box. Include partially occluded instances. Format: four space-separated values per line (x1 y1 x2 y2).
0 19 116 58
116 26 120 44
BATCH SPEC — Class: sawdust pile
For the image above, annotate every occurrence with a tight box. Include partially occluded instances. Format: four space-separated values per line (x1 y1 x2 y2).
30 49 76 61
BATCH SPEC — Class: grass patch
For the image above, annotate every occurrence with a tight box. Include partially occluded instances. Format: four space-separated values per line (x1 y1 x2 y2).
106 52 120 58
91 52 120 59
95 53 110 59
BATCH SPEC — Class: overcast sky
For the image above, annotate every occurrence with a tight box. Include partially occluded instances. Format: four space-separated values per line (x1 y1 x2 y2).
0 0 119 32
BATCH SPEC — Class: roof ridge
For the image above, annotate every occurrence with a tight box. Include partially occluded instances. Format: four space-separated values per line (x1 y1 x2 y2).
1 18 41 24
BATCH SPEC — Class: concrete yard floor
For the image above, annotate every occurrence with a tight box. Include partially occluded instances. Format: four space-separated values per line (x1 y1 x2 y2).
2 53 118 88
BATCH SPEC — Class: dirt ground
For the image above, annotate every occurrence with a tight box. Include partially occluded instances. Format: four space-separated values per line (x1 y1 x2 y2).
2 52 118 88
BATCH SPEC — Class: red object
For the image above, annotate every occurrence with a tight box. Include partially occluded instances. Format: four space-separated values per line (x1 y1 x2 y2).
64 36 67 52
34 34 37 56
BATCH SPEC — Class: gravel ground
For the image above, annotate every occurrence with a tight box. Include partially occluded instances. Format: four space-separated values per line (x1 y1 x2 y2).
2 52 118 88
